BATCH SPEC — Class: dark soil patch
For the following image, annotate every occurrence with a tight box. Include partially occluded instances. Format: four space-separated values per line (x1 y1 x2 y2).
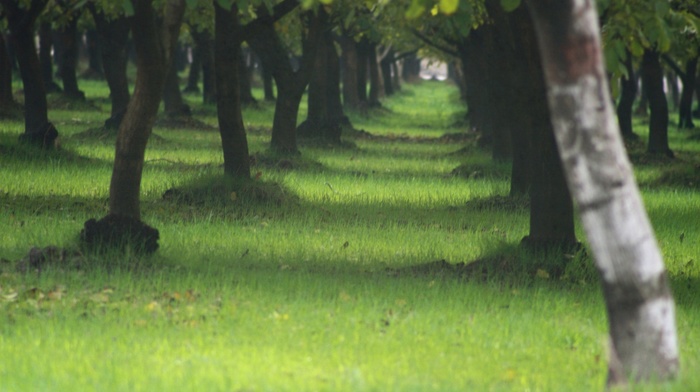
80 214 160 255
450 163 509 180
162 176 297 207
155 116 216 131
15 246 86 274
347 128 476 144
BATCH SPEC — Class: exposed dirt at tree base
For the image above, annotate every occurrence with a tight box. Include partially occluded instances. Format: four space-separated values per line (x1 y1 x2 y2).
80 214 159 255
15 245 86 274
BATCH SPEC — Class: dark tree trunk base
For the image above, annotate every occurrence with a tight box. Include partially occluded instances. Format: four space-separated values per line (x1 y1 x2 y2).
18 122 59 148
520 235 582 254
81 214 159 255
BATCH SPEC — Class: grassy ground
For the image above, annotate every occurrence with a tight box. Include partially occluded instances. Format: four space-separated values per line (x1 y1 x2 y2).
1 80 699 391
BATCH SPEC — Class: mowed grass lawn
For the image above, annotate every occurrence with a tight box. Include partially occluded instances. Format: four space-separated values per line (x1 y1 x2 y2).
1 80 699 391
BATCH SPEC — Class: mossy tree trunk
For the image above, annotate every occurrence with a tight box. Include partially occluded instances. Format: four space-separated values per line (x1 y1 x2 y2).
526 0 679 385
214 2 250 178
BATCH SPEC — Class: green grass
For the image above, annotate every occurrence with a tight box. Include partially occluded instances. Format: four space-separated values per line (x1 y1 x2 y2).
1 80 699 391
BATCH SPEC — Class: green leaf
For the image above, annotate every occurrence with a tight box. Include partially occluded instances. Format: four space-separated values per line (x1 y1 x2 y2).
405 0 427 19
500 0 521 12
215 0 233 10
122 0 134 17
439 0 459 15
185 0 198 9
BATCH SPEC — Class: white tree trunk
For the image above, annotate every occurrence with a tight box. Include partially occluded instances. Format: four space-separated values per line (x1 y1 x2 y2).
524 0 679 385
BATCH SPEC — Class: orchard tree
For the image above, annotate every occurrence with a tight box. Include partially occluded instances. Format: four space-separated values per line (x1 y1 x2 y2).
81 0 186 253
525 0 679 385
600 0 700 154
0 0 58 148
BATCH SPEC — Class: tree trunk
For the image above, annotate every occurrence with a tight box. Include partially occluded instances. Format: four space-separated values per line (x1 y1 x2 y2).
402 52 421 82
84 29 104 79
214 3 250 178
642 50 672 157
667 71 679 110
38 22 61 93
367 41 382 107
2 0 58 148
89 5 131 129
617 52 637 138
526 0 679 385
245 4 320 154
184 42 201 93
162 56 191 117
239 48 257 104
298 10 345 144
380 48 395 96
56 13 85 100
356 38 369 104
678 56 698 129
109 0 185 220
262 63 275 101
190 28 216 104
338 31 361 110
0 33 16 110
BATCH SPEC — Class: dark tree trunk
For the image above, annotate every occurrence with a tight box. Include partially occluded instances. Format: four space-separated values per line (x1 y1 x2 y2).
338 31 361 110
391 59 401 92
162 57 191 117
184 42 201 93
617 52 637 138
262 63 275 101
239 48 257 104
636 77 648 116
380 48 395 96
109 0 185 220
38 22 61 92
56 13 85 100
214 3 250 178
641 49 672 157
84 29 104 79
0 33 15 105
667 71 679 109
678 56 698 129
356 38 369 103
402 52 421 82
245 3 320 154
367 41 382 106
89 5 131 129
190 29 215 103
298 9 346 144
498 4 576 247
2 0 58 148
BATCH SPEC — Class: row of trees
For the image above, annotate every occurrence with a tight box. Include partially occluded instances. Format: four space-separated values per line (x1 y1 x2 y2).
1 0 693 385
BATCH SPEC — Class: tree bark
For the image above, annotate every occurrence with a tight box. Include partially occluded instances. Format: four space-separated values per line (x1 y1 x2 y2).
89 5 131 129
214 3 250 178
162 55 191 117
526 0 679 385
244 3 320 154
109 0 185 220
338 31 361 110
56 11 85 100
261 63 275 101
356 37 370 104
617 52 637 138
298 9 346 144
2 0 58 148
239 48 257 104
678 56 698 129
642 49 672 157
84 28 104 79
380 48 395 96
190 28 216 104
38 22 61 93
0 32 16 112
367 41 382 107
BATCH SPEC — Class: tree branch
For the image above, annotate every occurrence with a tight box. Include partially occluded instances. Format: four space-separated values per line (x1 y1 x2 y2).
661 54 686 80
410 28 458 57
